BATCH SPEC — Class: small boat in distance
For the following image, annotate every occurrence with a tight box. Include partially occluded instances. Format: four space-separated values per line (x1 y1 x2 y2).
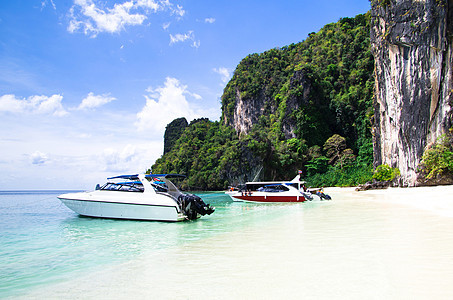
226 174 331 203
58 174 214 222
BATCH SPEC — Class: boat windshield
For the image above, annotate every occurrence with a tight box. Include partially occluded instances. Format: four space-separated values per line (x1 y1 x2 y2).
286 183 299 189
151 183 168 192
257 184 289 192
100 182 144 193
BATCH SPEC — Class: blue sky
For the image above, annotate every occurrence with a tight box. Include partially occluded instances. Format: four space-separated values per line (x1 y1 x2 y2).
0 0 371 190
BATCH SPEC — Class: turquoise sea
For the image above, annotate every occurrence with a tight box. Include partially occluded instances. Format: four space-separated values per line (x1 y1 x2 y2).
0 190 303 298
2 188 453 299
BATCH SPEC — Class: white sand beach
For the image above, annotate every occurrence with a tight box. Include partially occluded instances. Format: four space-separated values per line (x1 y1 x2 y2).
20 185 453 300
333 185 453 218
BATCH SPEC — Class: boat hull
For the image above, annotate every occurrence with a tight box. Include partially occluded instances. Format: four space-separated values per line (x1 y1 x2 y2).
229 194 306 203
59 198 186 222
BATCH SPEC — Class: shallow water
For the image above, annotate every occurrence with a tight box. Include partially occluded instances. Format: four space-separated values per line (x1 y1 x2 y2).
2 188 453 299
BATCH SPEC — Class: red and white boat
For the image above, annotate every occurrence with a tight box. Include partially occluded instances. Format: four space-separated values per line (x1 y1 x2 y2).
226 174 310 203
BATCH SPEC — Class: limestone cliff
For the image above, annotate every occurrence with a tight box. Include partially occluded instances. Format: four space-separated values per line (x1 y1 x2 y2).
228 86 268 136
225 69 311 139
370 0 453 186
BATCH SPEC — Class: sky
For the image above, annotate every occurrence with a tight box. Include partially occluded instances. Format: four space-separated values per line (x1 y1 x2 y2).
0 0 371 190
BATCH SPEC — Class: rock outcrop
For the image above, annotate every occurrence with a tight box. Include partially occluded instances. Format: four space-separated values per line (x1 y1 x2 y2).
370 0 453 186
355 180 391 191
163 117 188 154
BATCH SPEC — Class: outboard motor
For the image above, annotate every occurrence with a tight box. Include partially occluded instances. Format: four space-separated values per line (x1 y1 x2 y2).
178 194 215 220
302 191 314 201
316 190 332 200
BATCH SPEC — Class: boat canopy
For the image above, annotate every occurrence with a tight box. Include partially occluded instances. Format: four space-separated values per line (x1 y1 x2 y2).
108 174 186 180
108 174 140 180
146 174 186 179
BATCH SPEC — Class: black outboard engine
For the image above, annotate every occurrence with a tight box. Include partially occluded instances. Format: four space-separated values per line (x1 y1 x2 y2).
178 194 215 220
316 190 332 200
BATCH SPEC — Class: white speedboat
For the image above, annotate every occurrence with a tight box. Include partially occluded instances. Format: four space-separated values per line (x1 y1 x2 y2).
58 174 214 222
226 174 331 203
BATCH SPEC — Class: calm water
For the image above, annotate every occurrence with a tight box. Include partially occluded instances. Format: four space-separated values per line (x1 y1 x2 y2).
0 190 293 298
1 189 453 299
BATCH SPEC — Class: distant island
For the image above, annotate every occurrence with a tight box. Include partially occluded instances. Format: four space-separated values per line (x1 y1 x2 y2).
151 0 453 191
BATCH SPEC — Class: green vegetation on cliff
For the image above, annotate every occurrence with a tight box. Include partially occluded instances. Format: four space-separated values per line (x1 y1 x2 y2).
152 13 375 189
163 117 188 154
152 119 256 190
419 131 453 182
222 13 374 150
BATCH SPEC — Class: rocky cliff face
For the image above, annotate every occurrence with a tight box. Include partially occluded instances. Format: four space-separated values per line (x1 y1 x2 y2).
225 70 311 139
370 0 453 186
229 87 268 136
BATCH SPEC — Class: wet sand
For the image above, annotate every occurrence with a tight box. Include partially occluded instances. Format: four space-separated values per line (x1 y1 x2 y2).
19 185 453 300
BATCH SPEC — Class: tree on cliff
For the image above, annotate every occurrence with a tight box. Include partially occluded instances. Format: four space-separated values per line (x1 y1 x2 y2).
323 134 356 168
418 132 453 185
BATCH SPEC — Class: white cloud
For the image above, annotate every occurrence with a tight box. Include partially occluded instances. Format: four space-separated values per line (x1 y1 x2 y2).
41 0 56 10
169 31 200 48
169 31 192 43
191 93 202 100
172 5 185 18
77 92 116 110
135 77 200 133
0 94 68 116
136 0 159 11
68 0 185 37
95 142 161 174
101 144 136 172
77 133 92 138
30 151 48 165
205 17 215 24
213 67 231 84
68 0 146 37
162 22 170 30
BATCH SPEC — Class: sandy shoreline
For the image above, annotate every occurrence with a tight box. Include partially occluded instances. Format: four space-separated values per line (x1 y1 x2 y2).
324 185 453 218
